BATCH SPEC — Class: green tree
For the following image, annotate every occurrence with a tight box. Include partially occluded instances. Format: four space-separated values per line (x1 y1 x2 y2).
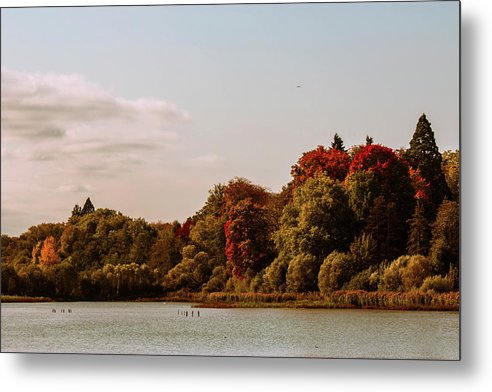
404 114 450 217
429 200 459 275
441 150 460 201
318 251 354 295
81 197 95 215
406 201 431 255
275 175 356 263
286 253 319 293
331 133 346 152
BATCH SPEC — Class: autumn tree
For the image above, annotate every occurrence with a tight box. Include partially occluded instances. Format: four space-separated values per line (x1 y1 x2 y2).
347 144 414 260
441 150 460 202
291 145 351 187
225 199 275 278
429 200 459 275
404 114 450 217
39 236 60 267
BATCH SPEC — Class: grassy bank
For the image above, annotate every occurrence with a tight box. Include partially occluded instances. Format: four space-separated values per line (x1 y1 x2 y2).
1 291 459 311
166 291 459 311
1 295 53 303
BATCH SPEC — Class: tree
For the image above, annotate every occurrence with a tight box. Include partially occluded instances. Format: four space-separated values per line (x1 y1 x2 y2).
331 133 346 152
190 215 227 264
407 201 431 255
222 178 275 279
286 253 319 293
429 200 459 275
194 184 226 219
224 199 275 278
318 251 354 294
81 197 95 215
441 150 460 202
262 252 290 293
39 236 60 267
291 145 351 188
404 114 450 217
364 196 406 262
275 175 356 263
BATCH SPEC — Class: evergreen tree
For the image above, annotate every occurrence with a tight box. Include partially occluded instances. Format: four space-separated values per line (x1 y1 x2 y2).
364 197 406 262
331 133 346 152
81 197 95 215
405 114 450 217
406 201 431 255
71 204 82 217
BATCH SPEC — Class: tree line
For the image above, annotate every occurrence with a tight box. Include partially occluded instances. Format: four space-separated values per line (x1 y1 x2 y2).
1 114 459 300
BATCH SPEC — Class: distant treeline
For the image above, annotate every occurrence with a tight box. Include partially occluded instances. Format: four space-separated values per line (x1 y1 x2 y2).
1 114 459 301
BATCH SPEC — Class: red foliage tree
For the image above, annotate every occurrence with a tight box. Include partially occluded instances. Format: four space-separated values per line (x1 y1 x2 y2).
222 177 270 214
174 218 193 241
221 178 275 278
224 199 275 278
291 145 351 187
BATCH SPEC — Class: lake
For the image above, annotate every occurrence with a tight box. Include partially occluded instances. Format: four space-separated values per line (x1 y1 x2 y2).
0 302 459 359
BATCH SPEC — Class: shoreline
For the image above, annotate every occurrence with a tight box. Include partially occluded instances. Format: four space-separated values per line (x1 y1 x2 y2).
1 291 460 311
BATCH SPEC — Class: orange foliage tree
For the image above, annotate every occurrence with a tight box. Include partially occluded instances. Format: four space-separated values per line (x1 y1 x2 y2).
39 236 60 267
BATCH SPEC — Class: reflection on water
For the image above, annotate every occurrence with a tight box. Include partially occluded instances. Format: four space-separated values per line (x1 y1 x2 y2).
0 302 459 359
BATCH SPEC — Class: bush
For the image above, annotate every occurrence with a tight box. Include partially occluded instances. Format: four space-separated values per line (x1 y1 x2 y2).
286 253 319 293
262 253 290 293
380 255 433 291
318 251 354 295
343 266 378 291
420 275 453 293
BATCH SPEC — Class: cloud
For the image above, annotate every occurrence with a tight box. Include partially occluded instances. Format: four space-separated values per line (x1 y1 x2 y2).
188 153 225 168
57 184 93 193
1 67 190 141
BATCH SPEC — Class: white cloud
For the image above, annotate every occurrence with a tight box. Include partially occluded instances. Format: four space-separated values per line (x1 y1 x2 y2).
188 153 225 168
1 67 190 141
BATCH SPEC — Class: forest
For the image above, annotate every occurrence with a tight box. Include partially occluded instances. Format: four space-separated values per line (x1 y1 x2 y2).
1 114 460 304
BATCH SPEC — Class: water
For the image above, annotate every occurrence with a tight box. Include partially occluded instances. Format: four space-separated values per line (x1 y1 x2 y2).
1 302 459 359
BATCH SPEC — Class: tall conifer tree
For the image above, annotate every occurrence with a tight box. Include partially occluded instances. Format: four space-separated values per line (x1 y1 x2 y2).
405 114 450 217
331 133 346 152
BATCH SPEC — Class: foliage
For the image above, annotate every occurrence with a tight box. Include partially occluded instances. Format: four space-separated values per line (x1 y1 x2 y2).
224 199 275 278
404 114 450 216
429 200 459 274
291 145 351 187
420 274 453 294
286 253 319 293
1 114 459 300
406 201 431 255
262 252 290 293
318 251 354 295
441 150 460 201
275 175 356 262
380 255 433 291
331 133 346 152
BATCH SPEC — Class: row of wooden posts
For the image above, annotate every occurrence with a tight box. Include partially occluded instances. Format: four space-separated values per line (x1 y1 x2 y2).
178 309 199 317
52 309 72 313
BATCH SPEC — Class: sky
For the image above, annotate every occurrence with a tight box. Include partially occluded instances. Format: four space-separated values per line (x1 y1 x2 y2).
1 1 460 236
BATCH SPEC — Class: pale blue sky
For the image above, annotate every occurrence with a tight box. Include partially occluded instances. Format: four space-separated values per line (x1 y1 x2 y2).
1 1 459 235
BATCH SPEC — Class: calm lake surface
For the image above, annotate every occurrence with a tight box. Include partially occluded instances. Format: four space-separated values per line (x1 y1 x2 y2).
1 302 459 359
